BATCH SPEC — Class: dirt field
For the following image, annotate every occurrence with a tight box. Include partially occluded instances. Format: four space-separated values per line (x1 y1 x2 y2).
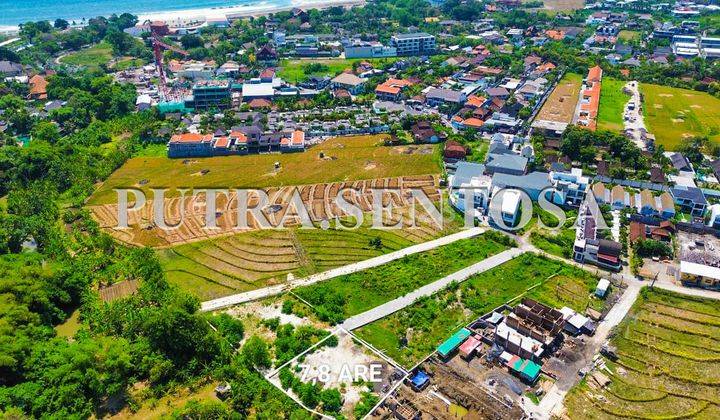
563 288 720 419
88 135 440 206
535 73 583 124
372 356 524 420
89 174 441 248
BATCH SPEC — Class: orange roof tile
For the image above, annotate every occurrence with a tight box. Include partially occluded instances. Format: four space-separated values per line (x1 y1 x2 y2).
463 118 484 128
170 133 214 144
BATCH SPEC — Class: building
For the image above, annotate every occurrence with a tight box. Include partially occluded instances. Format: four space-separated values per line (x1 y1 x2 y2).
0 61 23 77
679 260 720 289
425 88 466 106
168 128 306 158
188 80 231 110
390 32 436 56
550 168 589 207
344 41 397 59
574 204 622 271
577 66 602 130
485 153 528 176
330 73 366 95
449 162 492 219
28 74 48 100
167 133 215 158
374 78 414 101
671 186 707 217
280 130 306 152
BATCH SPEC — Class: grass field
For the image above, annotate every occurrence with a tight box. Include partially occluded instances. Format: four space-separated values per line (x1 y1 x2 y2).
113 57 146 71
535 73 582 124
618 30 641 42
641 83 720 149
354 253 604 367
530 227 576 259
294 231 514 321
597 78 629 132
159 203 464 300
88 135 440 205
277 58 398 82
61 41 113 67
564 288 720 419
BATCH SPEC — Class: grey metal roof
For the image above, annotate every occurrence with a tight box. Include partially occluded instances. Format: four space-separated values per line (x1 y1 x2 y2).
492 171 551 193
486 153 528 173
671 185 707 205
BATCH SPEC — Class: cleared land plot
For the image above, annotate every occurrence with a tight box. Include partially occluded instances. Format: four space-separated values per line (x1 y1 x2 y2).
618 30 641 41
597 78 629 132
89 173 441 247
61 41 113 67
159 204 463 300
294 231 513 322
355 253 604 368
88 135 439 205
277 58 397 82
564 288 720 419
641 83 720 150
535 73 583 124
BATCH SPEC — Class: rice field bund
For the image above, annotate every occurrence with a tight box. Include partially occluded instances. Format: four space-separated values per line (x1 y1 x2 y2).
564 287 720 419
641 84 720 150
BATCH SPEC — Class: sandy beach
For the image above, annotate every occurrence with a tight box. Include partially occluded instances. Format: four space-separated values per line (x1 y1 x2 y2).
141 0 365 25
0 0 365 34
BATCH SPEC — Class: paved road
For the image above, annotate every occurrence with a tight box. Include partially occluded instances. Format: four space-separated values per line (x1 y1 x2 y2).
340 247 526 330
200 227 487 311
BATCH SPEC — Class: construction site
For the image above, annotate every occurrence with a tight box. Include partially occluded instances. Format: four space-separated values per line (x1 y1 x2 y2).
369 297 606 419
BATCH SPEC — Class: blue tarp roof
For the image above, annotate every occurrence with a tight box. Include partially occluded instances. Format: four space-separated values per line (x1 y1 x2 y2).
410 370 430 388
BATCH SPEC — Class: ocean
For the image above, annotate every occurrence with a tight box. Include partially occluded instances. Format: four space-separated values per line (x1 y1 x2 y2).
0 0 295 27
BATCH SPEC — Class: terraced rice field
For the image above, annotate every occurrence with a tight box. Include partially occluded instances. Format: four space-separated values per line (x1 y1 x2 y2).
89 174 441 247
564 288 720 419
158 203 463 300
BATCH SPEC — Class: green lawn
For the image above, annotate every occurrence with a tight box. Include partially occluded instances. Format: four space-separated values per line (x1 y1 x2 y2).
113 57 146 71
641 83 720 150
597 78 629 132
88 135 440 205
277 58 398 83
618 30 641 42
294 231 514 322
61 41 114 67
355 253 603 367
565 287 720 419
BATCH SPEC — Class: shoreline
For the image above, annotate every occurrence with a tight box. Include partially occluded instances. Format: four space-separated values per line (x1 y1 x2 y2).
0 0 365 34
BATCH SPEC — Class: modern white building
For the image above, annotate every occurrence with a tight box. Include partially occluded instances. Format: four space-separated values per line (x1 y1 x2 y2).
391 32 436 56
